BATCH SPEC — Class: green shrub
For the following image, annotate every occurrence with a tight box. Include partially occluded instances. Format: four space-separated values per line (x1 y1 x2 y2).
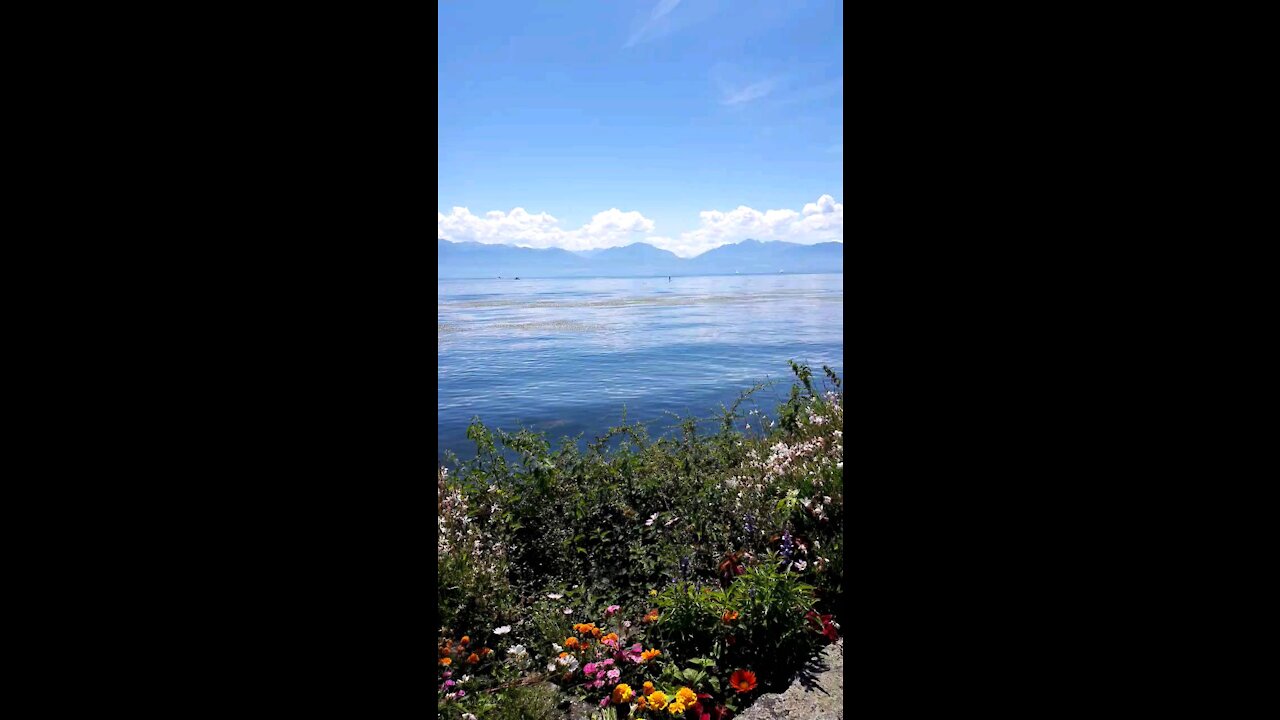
650 558 823 695
437 361 844 716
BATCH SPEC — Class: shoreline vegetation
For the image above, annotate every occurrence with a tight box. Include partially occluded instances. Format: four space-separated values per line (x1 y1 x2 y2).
438 362 844 719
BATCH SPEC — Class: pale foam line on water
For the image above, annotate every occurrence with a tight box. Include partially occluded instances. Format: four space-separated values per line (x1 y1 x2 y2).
438 291 839 311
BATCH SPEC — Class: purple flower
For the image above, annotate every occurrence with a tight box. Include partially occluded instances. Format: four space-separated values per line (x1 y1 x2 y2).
442 671 452 678
444 680 455 688
600 697 610 708
456 690 465 698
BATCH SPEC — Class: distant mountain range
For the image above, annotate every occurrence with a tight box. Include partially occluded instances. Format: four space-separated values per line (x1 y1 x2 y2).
437 239 842 278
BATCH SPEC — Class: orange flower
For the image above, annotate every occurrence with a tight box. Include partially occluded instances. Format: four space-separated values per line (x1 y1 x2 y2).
602 632 619 645
558 652 569 658
460 635 470 645
641 649 662 662
643 609 660 623
729 669 758 693
580 641 591 651
479 647 492 656
466 653 480 664
565 637 579 648
439 657 452 666
591 627 602 639
636 695 648 710
722 610 739 623
643 681 655 694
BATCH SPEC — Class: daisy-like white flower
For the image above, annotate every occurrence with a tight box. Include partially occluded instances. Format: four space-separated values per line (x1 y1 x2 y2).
494 625 511 635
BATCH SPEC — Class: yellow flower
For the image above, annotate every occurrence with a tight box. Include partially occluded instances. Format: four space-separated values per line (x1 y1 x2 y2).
650 589 658 596
676 687 697 705
647 691 668 710
612 684 634 704
668 700 687 714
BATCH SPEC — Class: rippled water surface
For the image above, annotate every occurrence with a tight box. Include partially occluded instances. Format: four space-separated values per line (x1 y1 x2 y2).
438 274 843 462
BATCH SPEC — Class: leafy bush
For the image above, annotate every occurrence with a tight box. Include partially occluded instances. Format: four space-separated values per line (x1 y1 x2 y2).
437 361 844 718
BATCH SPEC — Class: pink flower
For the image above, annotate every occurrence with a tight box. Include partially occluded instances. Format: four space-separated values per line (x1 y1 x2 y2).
600 697 610 708
607 668 621 680
606 604 621 616
592 679 605 689
583 663 597 674
600 659 614 666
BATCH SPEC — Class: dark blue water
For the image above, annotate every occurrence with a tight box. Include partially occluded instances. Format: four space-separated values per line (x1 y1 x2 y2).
438 274 843 462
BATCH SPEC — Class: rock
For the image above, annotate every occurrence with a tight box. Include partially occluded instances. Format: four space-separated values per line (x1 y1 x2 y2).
736 640 843 720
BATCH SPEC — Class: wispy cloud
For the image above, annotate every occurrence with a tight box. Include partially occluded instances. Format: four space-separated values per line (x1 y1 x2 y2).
625 0 685 47
722 78 778 105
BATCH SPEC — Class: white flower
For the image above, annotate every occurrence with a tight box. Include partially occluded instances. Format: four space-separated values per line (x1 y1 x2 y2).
491 503 500 514
547 662 557 672
646 512 658 526
564 608 573 615
507 644 526 656
623 620 631 628
836 461 843 469
794 559 807 571
552 643 562 652
547 593 563 600
664 516 679 527
823 495 832 504
494 625 512 635
745 424 750 430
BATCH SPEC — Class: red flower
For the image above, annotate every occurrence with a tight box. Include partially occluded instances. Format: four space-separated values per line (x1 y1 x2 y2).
729 669 758 694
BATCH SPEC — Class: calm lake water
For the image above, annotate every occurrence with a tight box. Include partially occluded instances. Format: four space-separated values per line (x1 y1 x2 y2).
438 273 843 462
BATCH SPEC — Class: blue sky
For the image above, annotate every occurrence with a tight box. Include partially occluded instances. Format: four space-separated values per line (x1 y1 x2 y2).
438 0 843 257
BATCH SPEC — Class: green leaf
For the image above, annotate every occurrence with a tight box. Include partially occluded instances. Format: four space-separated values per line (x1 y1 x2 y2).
683 668 700 682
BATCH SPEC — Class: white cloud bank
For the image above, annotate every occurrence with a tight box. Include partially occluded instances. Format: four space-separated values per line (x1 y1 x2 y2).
438 195 843 258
